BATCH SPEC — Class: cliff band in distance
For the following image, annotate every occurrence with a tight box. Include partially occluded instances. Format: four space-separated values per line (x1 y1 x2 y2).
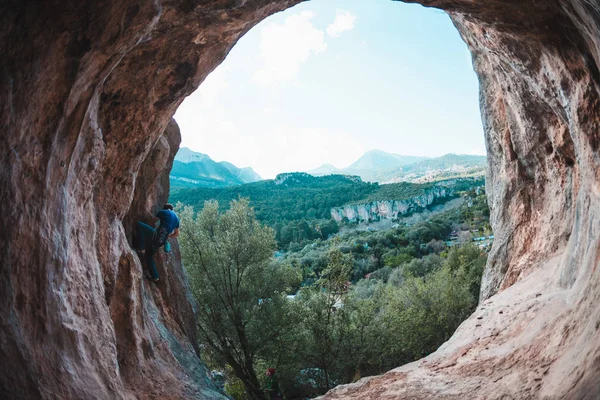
1 0 600 399
331 185 456 223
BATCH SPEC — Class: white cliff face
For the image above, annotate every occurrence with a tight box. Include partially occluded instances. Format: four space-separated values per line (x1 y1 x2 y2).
331 186 453 223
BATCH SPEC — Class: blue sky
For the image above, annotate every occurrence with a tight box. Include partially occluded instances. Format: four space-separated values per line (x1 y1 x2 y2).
174 0 484 179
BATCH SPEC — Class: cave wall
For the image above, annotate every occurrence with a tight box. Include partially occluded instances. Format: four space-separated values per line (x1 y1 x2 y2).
448 0 592 299
1 0 599 398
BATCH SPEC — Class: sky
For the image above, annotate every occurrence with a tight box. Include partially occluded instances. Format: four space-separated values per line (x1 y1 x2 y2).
174 0 485 179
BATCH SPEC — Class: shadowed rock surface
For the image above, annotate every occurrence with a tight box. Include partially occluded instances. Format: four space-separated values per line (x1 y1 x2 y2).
1 0 599 399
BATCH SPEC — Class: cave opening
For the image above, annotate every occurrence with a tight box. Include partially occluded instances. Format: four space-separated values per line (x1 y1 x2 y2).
167 1 491 398
2 0 600 398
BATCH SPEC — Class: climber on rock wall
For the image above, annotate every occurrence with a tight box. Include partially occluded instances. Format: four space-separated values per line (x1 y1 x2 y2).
134 203 181 282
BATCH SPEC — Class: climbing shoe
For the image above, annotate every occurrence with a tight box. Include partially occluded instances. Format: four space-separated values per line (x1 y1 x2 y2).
143 270 159 282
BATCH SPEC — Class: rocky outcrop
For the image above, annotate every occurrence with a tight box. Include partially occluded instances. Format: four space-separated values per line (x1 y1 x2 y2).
0 111 226 398
331 186 454 223
1 0 600 399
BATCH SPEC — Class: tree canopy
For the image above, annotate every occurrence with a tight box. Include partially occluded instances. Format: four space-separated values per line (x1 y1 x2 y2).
177 197 489 399
179 200 300 399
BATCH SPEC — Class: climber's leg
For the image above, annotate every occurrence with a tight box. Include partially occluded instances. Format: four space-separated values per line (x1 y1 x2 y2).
146 247 159 281
135 222 155 251
135 222 159 281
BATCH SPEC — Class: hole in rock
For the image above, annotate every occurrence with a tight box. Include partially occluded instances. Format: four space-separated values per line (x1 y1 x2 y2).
167 0 491 397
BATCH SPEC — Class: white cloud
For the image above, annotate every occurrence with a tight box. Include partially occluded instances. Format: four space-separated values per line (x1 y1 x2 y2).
253 11 327 86
326 9 356 38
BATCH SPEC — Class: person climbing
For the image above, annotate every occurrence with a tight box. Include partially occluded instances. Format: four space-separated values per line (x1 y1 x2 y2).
264 368 282 400
134 204 180 282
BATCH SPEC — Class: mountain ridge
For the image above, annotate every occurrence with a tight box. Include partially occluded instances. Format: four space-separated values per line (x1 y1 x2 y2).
348 150 429 171
171 147 262 188
309 150 486 183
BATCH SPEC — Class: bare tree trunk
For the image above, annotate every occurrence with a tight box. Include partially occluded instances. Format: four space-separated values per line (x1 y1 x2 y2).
241 378 267 400
324 368 330 391
225 355 267 400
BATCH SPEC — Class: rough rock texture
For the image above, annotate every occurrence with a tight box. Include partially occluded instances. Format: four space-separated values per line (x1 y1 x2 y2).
1 0 600 399
330 186 454 223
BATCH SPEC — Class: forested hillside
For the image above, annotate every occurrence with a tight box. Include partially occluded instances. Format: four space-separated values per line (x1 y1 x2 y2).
171 173 375 223
170 172 483 226
178 188 492 399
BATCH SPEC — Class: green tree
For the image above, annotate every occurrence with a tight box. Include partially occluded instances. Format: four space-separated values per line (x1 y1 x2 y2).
343 283 387 380
319 219 339 240
385 263 476 360
444 244 487 300
317 248 353 296
297 248 353 392
179 200 299 400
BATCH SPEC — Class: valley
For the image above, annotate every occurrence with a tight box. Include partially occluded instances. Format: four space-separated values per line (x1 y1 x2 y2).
170 172 485 247
175 171 491 398
168 146 491 399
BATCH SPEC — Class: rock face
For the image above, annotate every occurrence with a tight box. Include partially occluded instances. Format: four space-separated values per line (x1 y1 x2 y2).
1 0 600 399
330 186 454 223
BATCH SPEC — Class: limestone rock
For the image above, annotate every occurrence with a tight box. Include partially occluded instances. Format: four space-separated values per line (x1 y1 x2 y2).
1 0 600 398
330 185 454 223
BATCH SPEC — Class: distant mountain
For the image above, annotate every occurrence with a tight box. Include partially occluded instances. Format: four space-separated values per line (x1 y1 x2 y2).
308 150 486 183
385 154 486 183
403 154 486 171
348 150 429 171
309 150 427 178
309 163 344 176
174 147 210 163
220 161 263 183
170 147 262 188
